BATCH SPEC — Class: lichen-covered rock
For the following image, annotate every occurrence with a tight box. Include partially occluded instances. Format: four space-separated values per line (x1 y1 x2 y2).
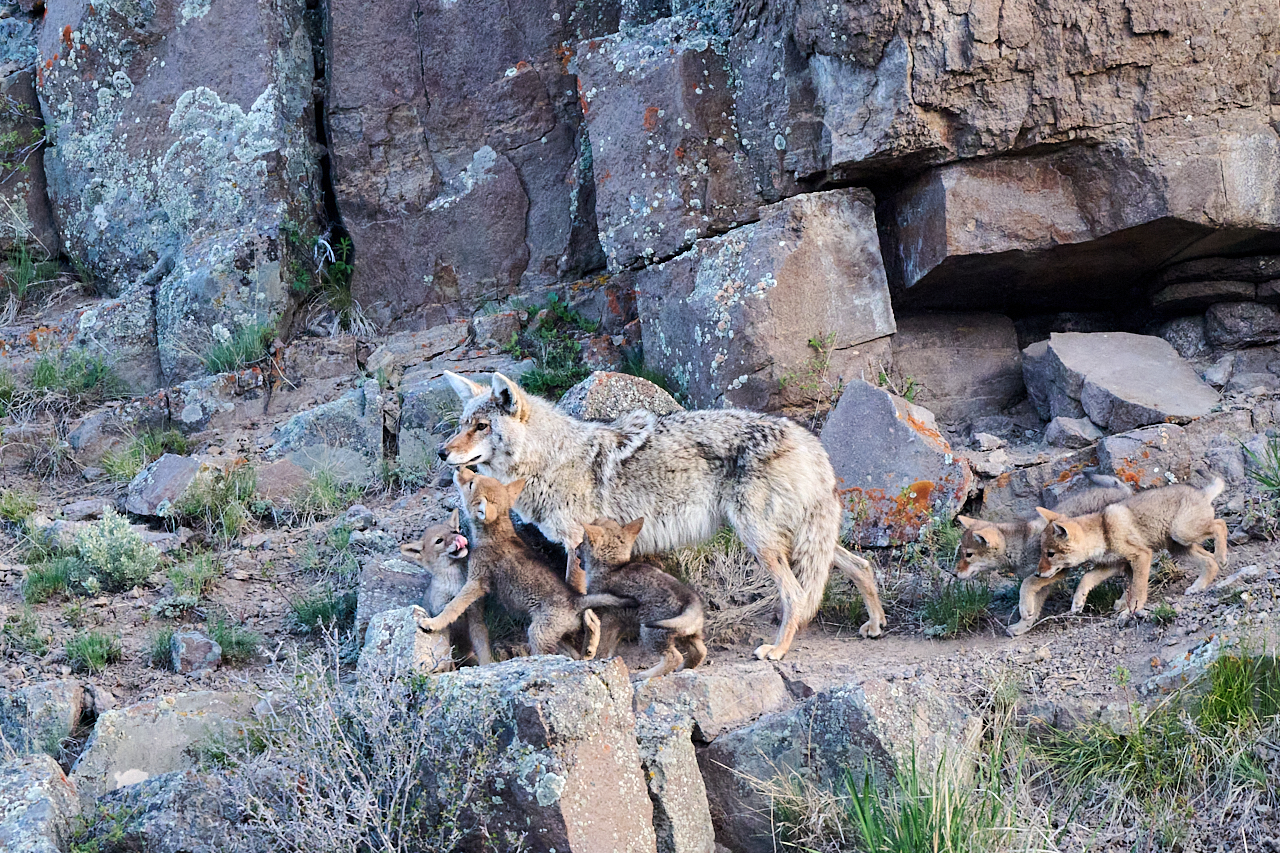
638 188 895 411
820 380 972 546
269 379 384 484
0 680 88 757
69 691 255 809
889 314 1023 425
635 710 715 853
328 0 613 330
1023 333 1220 433
1204 302 1280 349
1045 416 1105 450
557 371 683 421
0 754 80 853
169 631 221 674
69 770 239 853
354 558 434 638
576 16 761 271
38 0 322 383
358 605 455 677
1097 410 1259 490
73 290 162 393
632 661 791 743
977 448 1097 520
426 656 658 853
124 453 202 517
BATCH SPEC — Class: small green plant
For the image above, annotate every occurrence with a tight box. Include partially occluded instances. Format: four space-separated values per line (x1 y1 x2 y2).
66 631 122 674
0 487 36 523
293 471 360 522
1244 435 1280 493
779 333 846 424
148 626 175 669
1149 601 1177 626
922 580 992 638
504 293 598 400
1084 577 1125 614
173 464 257 545
22 556 79 604
101 428 190 483
170 553 220 599
203 321 274 374
29 348 124 400
207 613 260 665
74 507 161 592
3 242 61 302
289 586 357 633
1 607 50 656
62 600 88 628
0 368 16 417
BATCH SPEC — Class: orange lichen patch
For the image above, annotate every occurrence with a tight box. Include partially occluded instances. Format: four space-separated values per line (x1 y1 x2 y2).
515 60 531 72
62 25 73 49
643 106 660 132
674 145 686 159
599 168 611 182
1111 464 1147 488
903 411 943 443
576 78 589 115
995 472 1012 488
554 44 574 71
905 481 933 508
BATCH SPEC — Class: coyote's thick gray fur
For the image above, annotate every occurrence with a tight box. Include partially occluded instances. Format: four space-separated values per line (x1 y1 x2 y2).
400 509 492 664
413 467 631 658
438 371 886 661
1036 477 1228 619
579 516 707 680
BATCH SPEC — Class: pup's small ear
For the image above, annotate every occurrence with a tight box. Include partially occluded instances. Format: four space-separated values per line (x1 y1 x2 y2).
448 509 459 531
622 517 645 538
476 496 489 521
972 529 990 548
444 371 486 401
1052 521 1069 539
582 523 601 543
956 515 975 530
454 466 475 485
400 541 422 559
1035 507 1060 522
492 373 530 420
506 478 527 499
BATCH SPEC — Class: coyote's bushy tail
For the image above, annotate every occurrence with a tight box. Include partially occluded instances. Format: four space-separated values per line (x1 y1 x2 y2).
649 600 704 634
1202 476 1226 502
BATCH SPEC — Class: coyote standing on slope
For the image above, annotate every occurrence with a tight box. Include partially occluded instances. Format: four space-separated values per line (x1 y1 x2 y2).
438 371 886 661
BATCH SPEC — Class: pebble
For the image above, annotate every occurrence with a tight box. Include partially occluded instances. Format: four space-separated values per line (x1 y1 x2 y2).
1034 645 1051 661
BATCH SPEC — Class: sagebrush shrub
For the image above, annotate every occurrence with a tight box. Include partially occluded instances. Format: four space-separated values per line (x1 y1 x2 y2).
74 507 160 592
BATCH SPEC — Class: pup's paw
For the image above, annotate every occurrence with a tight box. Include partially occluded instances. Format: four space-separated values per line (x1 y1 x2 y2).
753 643 777 660
859 619 884 639
1185 578 1210 594
1070 599 1086 615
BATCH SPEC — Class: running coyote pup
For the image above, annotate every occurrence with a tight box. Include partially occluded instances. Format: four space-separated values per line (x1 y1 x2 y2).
438 371 885 661
400 510 492 664
413 468 630 658
1036 478 1228 618
579 517 707 680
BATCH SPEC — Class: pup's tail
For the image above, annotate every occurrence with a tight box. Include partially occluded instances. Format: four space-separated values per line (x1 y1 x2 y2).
1201 476 1226 502
649 600 704 635
576 593 635 612
1086 472 1133 496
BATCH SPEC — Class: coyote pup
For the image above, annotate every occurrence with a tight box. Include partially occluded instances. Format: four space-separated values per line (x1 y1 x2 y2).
955 475 1133 636
579 517 707 681
438 371 886 661
400 510 492 665
414 468 629 658
1036 478 1229 618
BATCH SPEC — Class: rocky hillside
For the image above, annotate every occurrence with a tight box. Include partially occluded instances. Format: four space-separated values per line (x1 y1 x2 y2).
1 0 1280 852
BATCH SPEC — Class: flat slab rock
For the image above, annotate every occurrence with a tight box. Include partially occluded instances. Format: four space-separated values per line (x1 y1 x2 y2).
0 754 79 853
1023 332 1220 433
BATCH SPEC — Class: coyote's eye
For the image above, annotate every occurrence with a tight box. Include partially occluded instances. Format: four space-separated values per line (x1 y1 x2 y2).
476 421 489 433
433 537 443 545
1046 549 1056 558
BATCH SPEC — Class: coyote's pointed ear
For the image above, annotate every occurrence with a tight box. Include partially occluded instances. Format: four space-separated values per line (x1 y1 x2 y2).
492 373 530 420
972 529 990 548
506 478 527 499
444 371 486 401
956 515 976 530
476 496 489 521
622 517 645 538
448 509 459 531
1035 507 1061 522
1052 521 1069 539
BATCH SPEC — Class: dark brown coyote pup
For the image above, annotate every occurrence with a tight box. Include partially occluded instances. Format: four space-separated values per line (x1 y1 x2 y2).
579 517 707 681
414 468 629 658
400 509 492 665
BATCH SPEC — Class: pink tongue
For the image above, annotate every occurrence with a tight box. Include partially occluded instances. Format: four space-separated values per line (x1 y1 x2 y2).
453 534 468 552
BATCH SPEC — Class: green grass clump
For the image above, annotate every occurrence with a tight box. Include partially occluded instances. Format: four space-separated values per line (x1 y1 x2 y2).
503 293 597 401
0 487 36 523
66 631 122 674
1149 601 1177 627
921 580 991 638
23 556 81 604
293 471 362 521
174 464 257 545
208 614 260 665
170 553 220 599
148 627 176 669
101 428 190 483
2 243 61 302
1244 435 1280 493
290 586 357 634
0 368 15 417
203 321 275 374
1 607 50 656
75 507 161 592
30 349 123 400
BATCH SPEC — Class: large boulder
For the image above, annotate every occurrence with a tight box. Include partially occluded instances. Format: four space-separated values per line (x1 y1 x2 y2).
269 379 385 485
557 371 683 421
889 314 1023 424
634 710 715 853
429 657 658 853
638 188 895 411
70 691 255 808
0 680 89 757
124 454 202 517
67 770 238 853
327 0 613 330
1023 333 1220 433
1204 302 1280 349
575 17 762 271
38 0 323 384
633 661 792 743
358 606 455 677
0 754 79 853
354 557 435 639
1097 410 1259 490
820 380 972 546
0 27 58 259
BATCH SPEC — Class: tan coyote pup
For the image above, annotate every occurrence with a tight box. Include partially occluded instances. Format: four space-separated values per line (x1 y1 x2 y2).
400 510 492 665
